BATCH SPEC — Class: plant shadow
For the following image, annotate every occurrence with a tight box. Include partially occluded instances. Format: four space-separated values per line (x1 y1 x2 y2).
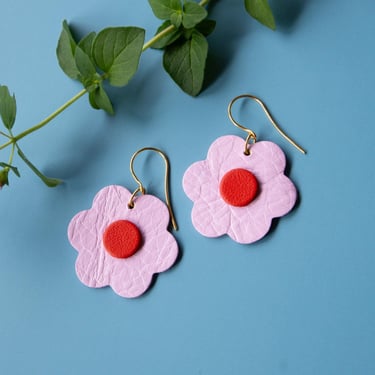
270 0 311 32
203 1 251 91
203 0 311 90
42 119 111 182
105 59 165 123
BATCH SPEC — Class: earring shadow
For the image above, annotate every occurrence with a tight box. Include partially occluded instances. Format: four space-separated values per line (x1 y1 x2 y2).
139 238 184 298
265 189 302 240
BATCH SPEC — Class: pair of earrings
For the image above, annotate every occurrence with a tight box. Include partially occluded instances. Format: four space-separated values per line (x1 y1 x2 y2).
67 94 305 298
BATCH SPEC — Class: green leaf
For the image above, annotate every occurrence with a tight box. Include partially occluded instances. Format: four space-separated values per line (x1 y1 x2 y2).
163 30 208 96
0 85 17 130
148 0 182 20
75 46 97 86
0 162 20 177
170 11 183 28
93 27 145 87
195 19 216 37
78 32 96 59
182 1 208 29
17 147 62 187
89 83 114 115
151 21 183 49
244 0 276 30
56 20 80 79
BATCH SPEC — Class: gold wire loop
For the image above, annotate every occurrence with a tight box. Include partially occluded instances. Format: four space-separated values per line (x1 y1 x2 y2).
244 132 256 155
127 186 142 209
128 147 178 231
227 94 306 154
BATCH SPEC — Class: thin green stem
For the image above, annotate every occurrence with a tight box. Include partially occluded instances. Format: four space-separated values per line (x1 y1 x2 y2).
0 131 13 150
0 131 10 139
0 88 87 151
14 88 87 142
0 138 12 151
142 0 211 52
199 0 210 6
8 142 15 165
142 24 176 51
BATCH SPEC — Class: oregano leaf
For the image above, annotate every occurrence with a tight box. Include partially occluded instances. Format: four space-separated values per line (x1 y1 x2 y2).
0 85 17 130
163 30 208 96
17 147 62 187
88 92 99 110
182 1 208 29
89 83 114 115
244 0 276 30
170 11 183 28
148 0 182 20
195 19 216 37
75 46 97 86
92 27 145 87
151 21 183 49
56 20 80 79
78 32 96 62
62 20 77 50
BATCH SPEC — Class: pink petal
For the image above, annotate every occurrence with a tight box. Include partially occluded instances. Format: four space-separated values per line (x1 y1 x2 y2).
191 197 231 237
247 141 287 184
263 174 297 217
110 231 178 298
226 206 272 244
225 174 296 244
183 161 214 202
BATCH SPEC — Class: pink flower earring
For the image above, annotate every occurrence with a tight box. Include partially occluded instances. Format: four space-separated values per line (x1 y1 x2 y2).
68 147 178 298
183 94 306 244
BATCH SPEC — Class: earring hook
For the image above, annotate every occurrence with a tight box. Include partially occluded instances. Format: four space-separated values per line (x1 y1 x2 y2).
227 94 306 155
128 147 178 231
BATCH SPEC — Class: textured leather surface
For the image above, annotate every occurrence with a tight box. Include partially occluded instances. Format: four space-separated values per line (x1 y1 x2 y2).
183 135 297 244
67 185 178 298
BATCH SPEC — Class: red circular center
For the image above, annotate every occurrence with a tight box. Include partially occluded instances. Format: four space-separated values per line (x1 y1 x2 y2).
102 220 142 259
219 168 258 207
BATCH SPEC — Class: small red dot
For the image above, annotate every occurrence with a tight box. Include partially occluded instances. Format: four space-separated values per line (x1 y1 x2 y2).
103 220 142 259
219 168 258 207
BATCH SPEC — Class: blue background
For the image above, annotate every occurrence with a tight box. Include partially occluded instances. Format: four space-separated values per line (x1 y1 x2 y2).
1 0 374 374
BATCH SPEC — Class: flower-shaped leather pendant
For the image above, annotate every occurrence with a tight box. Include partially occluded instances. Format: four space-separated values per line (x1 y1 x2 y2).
68 185 178 298
183 135 297 244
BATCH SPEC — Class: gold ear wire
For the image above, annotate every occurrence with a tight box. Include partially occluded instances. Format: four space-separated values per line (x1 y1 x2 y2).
227 94 306 155
128 147 178 231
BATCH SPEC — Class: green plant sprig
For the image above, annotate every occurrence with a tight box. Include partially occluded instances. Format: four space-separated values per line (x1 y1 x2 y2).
0 0 275 189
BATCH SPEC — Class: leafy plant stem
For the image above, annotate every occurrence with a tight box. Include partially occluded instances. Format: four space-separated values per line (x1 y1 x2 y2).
142 0 210 51
15 88 87 143
0 0 212 153
0 88 87 151
142 24 176 51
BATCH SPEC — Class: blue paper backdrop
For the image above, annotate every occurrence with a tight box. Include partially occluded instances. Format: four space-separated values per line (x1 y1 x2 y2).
1 0 374 374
